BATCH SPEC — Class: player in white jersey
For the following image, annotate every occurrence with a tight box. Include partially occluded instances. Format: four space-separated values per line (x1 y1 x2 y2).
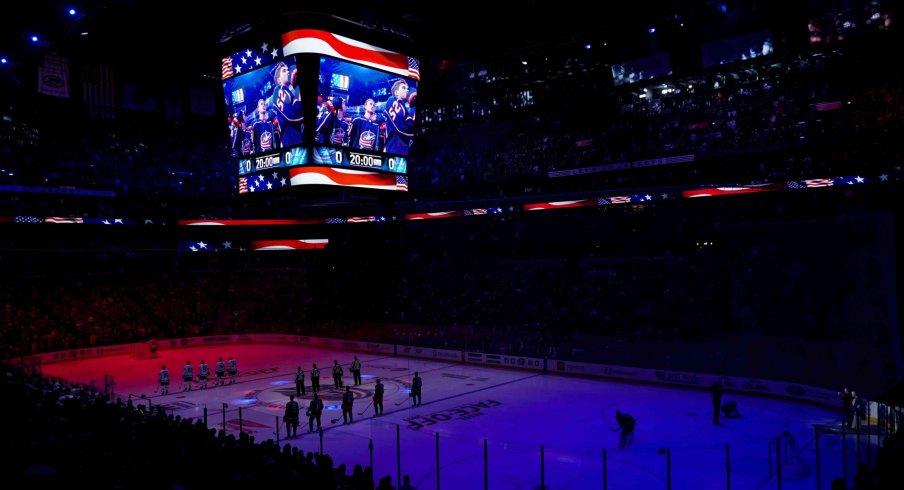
181 361 193 391
158 365 170 395
214 357 226 386
227 357 238 384
197 360 210 389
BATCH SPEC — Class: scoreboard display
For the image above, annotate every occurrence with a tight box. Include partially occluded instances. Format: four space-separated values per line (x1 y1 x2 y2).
221 26 419 194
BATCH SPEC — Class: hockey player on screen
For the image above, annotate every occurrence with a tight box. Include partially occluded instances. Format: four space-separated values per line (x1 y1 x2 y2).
270 62 303 148
250 98 279 153
314 97 348 164
315 97 347 145
229 111 251 157
382 79 415 155
348 98 383 152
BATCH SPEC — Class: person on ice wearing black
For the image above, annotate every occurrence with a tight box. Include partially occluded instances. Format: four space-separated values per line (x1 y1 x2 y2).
411 372 423 406
307 393 324 432
614 410 636 447
295 366 306 396
342 386 355 424
284 395 300 438
373 378 385 416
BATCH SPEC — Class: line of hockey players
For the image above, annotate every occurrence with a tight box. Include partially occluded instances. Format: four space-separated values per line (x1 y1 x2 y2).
157 357 238 395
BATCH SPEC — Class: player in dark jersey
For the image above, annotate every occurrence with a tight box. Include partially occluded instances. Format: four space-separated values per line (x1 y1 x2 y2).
284 395 301 438
348 98 383 152
311 363 321 392
382 80 415 155
342 386 355 423
373 378 384 415
411 371 422 406
614 410 636 447
250 98 279 153
230 111 251 157
269 62 303 148
314 97 347 163
307 393 324 432
315 97 346 145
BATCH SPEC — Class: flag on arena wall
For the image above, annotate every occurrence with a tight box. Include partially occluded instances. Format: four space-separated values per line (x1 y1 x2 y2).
37 54 70 98
83 64 115 120
281 29 420 81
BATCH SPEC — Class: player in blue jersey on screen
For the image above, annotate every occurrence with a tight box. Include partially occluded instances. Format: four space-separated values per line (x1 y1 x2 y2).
269 61 303 148
382 79 415 155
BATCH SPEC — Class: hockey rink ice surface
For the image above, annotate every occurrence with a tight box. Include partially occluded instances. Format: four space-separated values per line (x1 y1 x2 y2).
41 343 863 489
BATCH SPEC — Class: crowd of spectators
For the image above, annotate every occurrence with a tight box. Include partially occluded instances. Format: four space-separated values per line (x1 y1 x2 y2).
2 182 899 400
1 362 382 488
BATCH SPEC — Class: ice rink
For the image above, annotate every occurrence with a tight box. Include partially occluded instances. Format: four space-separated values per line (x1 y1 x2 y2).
41 343 869 489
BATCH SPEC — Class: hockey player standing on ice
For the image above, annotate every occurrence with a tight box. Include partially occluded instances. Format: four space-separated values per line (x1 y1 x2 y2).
311 363 321 392
342 386 355 424
214 357 226 386
197 360 210 389
158 365 170 395
284 395 300 438
181 361 193 391
227 357 238 384
351 356 362 386
411 372 423 406
332 360 344 389
308 393 324 432
711 380 724 424
295 366 306 396
373 378 385 415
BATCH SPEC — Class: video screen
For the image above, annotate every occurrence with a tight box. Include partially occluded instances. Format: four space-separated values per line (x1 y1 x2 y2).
701 31 773 68
611 53 672 87
312 55 416 174
222 28 420 194
222 57 307 174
